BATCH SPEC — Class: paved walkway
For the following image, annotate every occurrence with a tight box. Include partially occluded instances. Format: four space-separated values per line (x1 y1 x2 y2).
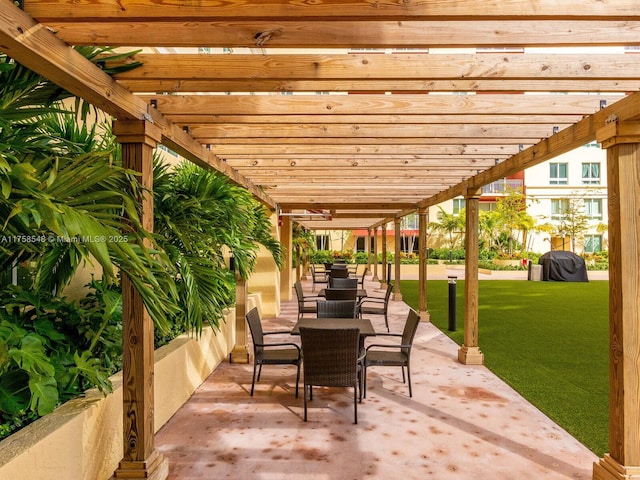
155 275 600 479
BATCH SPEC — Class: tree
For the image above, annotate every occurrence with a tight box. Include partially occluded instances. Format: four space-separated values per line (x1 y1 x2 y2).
428 206 465 250
560 195 591 253
494 187 536 255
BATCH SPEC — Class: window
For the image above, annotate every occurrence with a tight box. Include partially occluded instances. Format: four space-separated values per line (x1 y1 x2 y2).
356 237 365 252
551 199 569 220
584 235 603 253
584 198 603 220
479 201 497 212
315 234 330 250
453 198 466 215
549 163 568 185
582 163 601 185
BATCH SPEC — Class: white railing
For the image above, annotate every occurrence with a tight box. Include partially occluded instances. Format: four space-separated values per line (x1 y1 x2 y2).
482 179 524 195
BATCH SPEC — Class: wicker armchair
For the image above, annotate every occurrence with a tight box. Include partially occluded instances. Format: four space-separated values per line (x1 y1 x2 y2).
245 307 302 397
295 280 318 320
363 309 421 398
317 299 359 318
299 327 364 423
358 283 393 332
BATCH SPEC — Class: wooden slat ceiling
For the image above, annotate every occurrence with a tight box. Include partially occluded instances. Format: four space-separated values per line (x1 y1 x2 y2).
4 0 640 229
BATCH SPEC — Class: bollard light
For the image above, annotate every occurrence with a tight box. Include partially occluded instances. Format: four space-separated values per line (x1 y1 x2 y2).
448 276 457 331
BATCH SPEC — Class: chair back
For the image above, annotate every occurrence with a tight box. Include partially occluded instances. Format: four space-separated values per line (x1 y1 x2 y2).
330 267 349 279
401 309 421 356
299 327 360 387
311 264 326 278
324 288 357 301
294 280 305 306
245 307 265 358
384 282 394 302
317 299 358 318
331 277 358 289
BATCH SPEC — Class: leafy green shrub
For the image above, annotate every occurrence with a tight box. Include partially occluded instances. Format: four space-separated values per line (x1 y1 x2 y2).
0 280 122 440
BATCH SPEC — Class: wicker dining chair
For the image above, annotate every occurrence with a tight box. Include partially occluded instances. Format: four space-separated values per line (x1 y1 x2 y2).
329 266 350 280
245 307 302 397
363 308 421 398
317 299 359 318
358 283 393 332
295 280 318 320
299 326 364 423
310 264 329 292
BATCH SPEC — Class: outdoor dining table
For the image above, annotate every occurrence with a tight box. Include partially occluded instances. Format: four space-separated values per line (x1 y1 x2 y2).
291 317 376 350
317 288 367 300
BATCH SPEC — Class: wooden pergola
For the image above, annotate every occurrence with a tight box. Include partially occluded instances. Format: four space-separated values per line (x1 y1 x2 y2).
1 2 639 479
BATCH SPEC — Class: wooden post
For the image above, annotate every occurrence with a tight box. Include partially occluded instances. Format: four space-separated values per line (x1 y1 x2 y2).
280 211 293 302
418 207 430 321
112 120 168 480
458 188 484 366
372 226 379 282
229 272 249 364
381 223 388 287
593 121 640 480
366 228 372 275
393 217 403 301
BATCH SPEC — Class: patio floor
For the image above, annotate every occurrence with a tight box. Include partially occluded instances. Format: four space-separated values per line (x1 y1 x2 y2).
155 274 599 480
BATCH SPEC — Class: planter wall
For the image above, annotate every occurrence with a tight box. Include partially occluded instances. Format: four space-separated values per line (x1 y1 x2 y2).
387 263 447 278
0 294 261 480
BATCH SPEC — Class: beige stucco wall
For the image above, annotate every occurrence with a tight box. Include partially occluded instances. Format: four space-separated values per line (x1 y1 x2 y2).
0 295 261 480
247 246 281 318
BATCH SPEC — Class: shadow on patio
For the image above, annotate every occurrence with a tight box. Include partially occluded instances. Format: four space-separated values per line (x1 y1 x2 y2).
155 275 597 479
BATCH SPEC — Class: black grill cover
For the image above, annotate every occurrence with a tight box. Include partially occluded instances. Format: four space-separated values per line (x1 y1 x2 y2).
538 251 589 282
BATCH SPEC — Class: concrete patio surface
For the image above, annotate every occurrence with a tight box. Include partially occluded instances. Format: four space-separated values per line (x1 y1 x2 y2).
155 274 600 479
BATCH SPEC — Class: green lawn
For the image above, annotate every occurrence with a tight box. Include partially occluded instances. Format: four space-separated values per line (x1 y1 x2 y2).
400 279 609 456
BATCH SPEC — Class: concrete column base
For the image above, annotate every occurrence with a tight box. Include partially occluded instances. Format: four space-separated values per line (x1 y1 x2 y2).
418 310 431 322
229 346 250 364
392 292 403 301
458 346 484 365
372 275 379 282
593 454 640 480
113 450 168 480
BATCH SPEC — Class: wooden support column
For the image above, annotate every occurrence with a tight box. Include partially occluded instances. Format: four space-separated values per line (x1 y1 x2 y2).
366 228 372 275
593 121 640 480
381 223 388 287
229 271 249 364
393 217 403 301
280 211 293 302
112 120 168 480
372 226 380 282
418 208 431 321
458 188 484 366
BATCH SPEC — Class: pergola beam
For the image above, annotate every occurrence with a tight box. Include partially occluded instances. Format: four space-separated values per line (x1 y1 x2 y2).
0 0 276 209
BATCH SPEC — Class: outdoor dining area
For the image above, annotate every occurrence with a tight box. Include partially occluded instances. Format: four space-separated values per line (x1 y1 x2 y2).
154 273 598 479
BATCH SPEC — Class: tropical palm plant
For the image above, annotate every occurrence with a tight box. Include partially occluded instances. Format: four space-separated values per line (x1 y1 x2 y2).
0 49 177 331
153 160 283 335
429 206 465 250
